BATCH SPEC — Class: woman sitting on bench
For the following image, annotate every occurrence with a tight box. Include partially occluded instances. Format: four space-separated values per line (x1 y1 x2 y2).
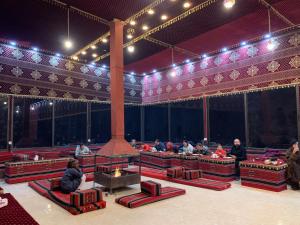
61 159 86 193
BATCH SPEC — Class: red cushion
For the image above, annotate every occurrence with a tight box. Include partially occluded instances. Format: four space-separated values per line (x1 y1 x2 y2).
183 170 202 180
141 180 161 196
167 167 184 178
71 188 103 208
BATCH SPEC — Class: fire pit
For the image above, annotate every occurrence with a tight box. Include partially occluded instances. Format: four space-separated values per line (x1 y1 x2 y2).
94 154 141 194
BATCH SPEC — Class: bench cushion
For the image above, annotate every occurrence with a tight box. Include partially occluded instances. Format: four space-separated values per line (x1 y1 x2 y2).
141 180 161 196
166 167 184 178
183 170 202 180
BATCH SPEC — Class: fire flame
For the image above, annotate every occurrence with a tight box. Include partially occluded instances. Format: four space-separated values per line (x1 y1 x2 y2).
114 167 121 177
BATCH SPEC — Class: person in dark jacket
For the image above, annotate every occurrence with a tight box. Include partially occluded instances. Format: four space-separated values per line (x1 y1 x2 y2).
61 159 86 193
286 139 300 190
153 139 166 152
229 138 247 178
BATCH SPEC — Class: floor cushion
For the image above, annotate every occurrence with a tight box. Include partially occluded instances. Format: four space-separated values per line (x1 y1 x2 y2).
141 180 161 196
29 179 106 215
115 186 185 208
166 167 184 178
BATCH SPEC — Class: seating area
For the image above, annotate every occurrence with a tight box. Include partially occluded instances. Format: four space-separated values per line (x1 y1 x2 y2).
28 178 106 215
1 0 300 224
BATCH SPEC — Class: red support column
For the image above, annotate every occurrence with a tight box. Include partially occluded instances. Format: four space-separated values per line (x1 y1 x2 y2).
98 19 138 156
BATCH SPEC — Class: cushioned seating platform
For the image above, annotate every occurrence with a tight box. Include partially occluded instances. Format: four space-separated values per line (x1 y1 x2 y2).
0 193 39 225
29 179 106 215
125 167 231 191
115 186 185 208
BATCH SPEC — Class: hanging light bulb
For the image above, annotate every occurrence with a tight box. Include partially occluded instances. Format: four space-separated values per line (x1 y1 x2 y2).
64 7 73 49
91 45 97 49
81 51 87 55
129 20 136 26
102 38 108 43
92 53 98 58
161 14 168 21
72 56 79 60
148 9 155 15
127 34 133 39
64 39 73 49
127 46 135 53
224 0 235 9
142 25 149 31
183 1 191 8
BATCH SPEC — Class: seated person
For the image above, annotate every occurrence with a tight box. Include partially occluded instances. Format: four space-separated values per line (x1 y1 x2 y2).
202 138 209 152
75 143 91 157
153 139 166 152
182 140 194 154
166 141 174 152
130 139 137 149
286 139 300 190
228 138 247 177
215 144 226 158
193 143 209 155
61 159 86 194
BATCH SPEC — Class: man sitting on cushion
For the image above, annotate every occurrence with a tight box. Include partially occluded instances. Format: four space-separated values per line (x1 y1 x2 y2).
75 143 91 157
61 159 86 194
153 139 166 152
182 140 194 154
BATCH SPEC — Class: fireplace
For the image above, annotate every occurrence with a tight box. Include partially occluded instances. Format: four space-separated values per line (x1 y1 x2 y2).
94 154 141 194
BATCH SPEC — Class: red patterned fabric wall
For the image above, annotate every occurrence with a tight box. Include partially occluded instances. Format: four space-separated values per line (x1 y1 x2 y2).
0 45 142 104
142 29 300 104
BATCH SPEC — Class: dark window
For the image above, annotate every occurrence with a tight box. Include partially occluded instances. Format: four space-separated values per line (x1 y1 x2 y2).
55 101 87 146
13 98 52 148
0 96 8 150
144 104 169 142
248 88 297 148
91 103 111 144
209 95 245 146
171 99 203 143
125 105 141 141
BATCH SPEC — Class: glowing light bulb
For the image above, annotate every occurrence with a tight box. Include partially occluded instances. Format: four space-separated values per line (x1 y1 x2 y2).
130 20 136 26
127 34 133 39
142 25 149 31
92 53 98 58
102 38 108 43
127 46 135 53
148 9 155 15
224 0 235 9
81 51 87 55
161 14 168 20
72 56 78 60
64 39 73 49
267 39 275 51
91 45 97 49
183 2 191 8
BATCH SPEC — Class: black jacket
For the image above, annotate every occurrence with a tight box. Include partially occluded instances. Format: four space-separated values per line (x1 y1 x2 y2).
60 168 83 193
229 145 247 161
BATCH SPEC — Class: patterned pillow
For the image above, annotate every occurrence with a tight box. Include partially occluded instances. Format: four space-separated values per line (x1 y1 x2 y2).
167 167 184 178
141 180 161 196
71 188 103 208
183 170 202 180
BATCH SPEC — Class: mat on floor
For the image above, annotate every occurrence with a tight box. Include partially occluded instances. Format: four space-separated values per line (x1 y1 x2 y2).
125 167 231 191
28 179 106 215
115 186 185 208
0 193 39 225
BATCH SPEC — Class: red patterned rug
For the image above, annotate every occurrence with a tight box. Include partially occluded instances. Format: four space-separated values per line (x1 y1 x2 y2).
0 193 39 225
125 167 231 191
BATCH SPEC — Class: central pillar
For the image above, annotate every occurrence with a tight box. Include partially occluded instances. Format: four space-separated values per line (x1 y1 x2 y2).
98 19 138 156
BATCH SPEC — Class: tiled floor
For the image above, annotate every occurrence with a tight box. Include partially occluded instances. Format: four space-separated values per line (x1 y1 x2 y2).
1 178 300 225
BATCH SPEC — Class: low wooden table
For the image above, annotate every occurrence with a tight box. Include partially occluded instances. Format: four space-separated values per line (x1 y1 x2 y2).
240 160 287 192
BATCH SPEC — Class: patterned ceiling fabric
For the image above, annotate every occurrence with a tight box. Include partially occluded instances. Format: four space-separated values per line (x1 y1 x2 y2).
125 0 300 72
0 44 142 104
142 29 300 104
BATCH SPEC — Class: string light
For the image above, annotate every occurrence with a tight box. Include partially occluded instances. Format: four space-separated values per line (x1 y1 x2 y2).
127 34 133 39
127 45 135 53
72 56 79 60
92 53 98 58
183 2 191 8
223 0 235 9
30 106 35 111
3 102 7 105
172 63 176 67
153 69 157 73
49 102 53 106
91 45 97 49
222 47 228 52
143 73 146 76
161 14 168 20
142 25 149 30
55 53 61 57
202 54 207 58
102 38 108 43
264 33 271 39
267 39 275 51
241 41 247 46
185 59 190 63
32 47 38 51
10 41 16 46
81 51 87 55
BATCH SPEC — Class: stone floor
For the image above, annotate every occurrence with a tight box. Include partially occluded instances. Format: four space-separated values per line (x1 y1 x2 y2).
1 178 300 225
